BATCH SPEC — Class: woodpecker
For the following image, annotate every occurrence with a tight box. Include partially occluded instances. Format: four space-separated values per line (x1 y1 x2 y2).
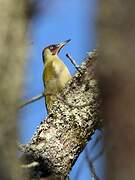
42 39 71 113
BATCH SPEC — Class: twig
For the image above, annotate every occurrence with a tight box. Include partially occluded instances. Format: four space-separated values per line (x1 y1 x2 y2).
19 93 44 109
91 147 104 163
90 135 103 152
19 91 91 110
19 92 54 109
21 161 39 169
90 134 104 163
85 147 100 180
66 53 82 73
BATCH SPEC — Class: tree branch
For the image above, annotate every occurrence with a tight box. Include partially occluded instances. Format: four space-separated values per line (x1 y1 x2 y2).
20 50 102 179
19 93 44 109
66 53 82 73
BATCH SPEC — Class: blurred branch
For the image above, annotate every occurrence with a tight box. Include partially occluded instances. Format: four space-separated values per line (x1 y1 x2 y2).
90 134 104 163
91 147 104 163
90 134 103 151
0 0 28 179
85 148 100 180
98 1 135 179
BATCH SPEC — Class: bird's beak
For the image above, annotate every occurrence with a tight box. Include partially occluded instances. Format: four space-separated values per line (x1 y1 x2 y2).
56 39 71 54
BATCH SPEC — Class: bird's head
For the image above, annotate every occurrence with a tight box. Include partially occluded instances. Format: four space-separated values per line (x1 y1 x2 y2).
42 39 71 63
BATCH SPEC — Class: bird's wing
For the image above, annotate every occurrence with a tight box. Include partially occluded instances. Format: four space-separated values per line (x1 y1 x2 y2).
42 67 50 113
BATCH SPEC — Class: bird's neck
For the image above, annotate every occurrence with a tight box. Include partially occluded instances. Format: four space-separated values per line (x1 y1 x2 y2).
44 54 59 64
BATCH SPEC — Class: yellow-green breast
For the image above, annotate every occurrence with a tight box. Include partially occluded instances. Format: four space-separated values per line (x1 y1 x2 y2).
43 55 71 112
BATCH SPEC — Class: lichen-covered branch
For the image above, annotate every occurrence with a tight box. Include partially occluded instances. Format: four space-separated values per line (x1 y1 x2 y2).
22 50 102 179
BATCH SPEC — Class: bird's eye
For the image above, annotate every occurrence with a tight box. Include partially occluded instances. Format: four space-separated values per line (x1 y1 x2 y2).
50 46 53 50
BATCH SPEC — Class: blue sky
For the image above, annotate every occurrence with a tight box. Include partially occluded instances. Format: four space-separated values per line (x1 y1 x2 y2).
19 0 104 179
